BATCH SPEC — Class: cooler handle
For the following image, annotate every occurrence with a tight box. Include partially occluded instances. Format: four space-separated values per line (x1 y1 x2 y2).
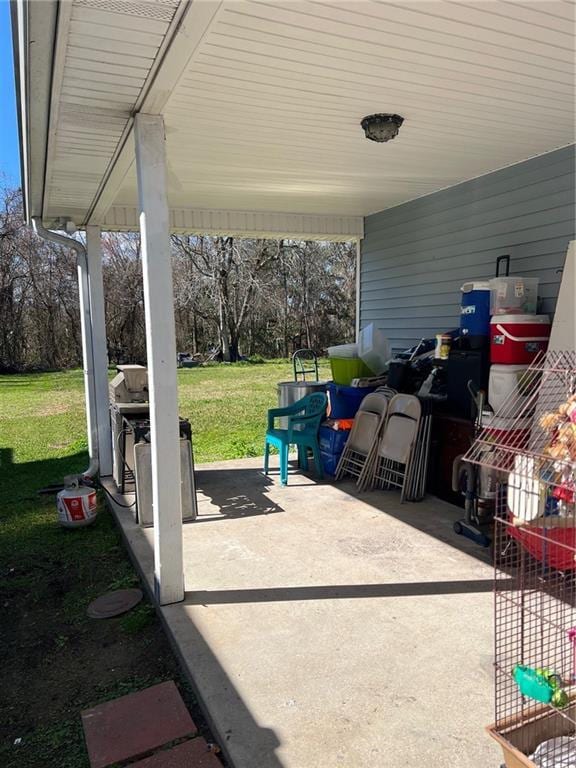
496 255 510 277
495 324 549 343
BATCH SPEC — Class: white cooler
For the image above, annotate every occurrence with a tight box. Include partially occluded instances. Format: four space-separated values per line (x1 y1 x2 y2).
489 364 531 414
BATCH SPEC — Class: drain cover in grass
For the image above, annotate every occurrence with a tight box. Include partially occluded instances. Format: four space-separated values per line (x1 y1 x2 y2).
87 588 143 619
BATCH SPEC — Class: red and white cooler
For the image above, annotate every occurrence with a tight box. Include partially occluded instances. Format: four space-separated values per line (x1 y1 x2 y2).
488 364 531 413
490 314 550 364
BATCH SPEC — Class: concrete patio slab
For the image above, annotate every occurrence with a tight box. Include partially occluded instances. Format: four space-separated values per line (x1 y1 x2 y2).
106 458 501 768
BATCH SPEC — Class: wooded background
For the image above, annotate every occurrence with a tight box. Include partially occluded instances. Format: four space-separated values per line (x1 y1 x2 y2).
0 187 356 371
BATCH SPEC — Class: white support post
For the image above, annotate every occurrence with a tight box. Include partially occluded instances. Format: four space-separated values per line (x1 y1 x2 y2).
134 113 184 605
355 239 362 341
77 252 98 470
86 225 113 477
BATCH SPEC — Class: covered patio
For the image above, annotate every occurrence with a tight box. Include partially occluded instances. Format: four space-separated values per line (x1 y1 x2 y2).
106 456 497 768
11 0 574 765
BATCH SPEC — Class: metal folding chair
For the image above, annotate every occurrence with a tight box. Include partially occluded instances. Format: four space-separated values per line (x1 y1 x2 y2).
335 392 391 482
359 394 421 502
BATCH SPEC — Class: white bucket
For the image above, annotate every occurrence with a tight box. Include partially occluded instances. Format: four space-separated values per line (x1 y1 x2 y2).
508 455 545 523
57 485 97 528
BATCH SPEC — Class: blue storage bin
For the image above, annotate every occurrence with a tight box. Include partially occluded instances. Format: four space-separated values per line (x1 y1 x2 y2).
460 281 491 346
327 383 376 419
319 424 350 455
320 449 342 477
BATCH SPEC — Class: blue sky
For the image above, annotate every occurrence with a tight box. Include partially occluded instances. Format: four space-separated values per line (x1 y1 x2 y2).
0 1 21 186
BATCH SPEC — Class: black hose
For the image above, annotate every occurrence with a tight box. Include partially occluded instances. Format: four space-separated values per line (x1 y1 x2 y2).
86 476 137 509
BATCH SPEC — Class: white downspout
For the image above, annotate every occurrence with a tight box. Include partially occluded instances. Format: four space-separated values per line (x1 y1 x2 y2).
32 217 99 478
355 239 362 342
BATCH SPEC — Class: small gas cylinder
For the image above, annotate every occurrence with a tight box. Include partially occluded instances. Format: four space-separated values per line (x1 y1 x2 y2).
56 475 97 528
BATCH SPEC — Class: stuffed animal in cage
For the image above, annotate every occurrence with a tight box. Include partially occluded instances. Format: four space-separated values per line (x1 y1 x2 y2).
540 394 576 465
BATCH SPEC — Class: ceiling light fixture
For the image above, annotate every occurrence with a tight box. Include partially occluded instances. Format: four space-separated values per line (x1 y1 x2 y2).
361 113 404 143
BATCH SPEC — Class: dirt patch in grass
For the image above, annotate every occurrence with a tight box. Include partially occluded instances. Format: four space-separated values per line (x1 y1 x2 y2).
0 489 224 768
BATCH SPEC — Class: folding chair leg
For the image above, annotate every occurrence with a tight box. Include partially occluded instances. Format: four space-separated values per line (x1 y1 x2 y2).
264 441 270 475
280 443 289 486
400 457 411 503
400 474 407 504
357 453 374 492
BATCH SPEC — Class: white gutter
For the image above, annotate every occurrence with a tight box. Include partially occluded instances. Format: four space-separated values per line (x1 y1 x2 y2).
32 217 99 478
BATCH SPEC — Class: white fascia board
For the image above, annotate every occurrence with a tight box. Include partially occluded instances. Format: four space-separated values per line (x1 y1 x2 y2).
11 0 58 222
41 1 73 222
101 206 364 242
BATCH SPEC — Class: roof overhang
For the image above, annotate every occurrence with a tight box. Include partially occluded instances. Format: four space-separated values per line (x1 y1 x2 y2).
11 0 58 224
102 205 364 241
12 0 575 239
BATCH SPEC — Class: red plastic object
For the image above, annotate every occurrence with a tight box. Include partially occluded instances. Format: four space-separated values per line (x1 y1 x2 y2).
129 738 222 768
81 681 197 768
333 418 355 431
490 315 550 364
508 522 576 571
483 425 530 452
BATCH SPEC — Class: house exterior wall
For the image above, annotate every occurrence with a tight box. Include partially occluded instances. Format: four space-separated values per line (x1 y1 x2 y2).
360 145 576 353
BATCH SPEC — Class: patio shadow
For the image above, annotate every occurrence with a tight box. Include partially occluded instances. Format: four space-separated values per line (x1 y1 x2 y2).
195 468 284 520
184 578 500 605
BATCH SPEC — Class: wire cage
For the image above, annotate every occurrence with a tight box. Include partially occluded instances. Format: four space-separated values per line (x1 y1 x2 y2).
465 350 576 767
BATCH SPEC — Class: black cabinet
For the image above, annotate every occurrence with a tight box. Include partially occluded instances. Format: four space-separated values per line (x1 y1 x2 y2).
429 414 474 507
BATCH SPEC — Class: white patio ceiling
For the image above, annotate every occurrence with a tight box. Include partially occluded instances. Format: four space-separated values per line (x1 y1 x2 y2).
15 0 575 238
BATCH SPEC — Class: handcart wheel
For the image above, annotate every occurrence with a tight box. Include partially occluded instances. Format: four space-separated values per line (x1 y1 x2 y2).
453 520 463 535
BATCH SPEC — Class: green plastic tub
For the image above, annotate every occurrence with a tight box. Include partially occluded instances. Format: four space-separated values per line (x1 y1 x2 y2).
329 357 373 385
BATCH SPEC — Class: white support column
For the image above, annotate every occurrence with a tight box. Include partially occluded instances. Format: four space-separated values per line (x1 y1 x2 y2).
86 225 113 477
355 239 362 341
134 113 184 605
77 252 98 470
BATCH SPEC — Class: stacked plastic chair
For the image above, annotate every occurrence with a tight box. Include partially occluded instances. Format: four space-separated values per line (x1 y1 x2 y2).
359 394 422 503
335 391 394 483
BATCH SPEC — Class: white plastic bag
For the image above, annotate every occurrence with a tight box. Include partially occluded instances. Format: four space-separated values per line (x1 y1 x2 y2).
530 737 576 768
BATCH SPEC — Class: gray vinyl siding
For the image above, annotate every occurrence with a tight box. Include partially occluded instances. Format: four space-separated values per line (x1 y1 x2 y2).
360 145 576 353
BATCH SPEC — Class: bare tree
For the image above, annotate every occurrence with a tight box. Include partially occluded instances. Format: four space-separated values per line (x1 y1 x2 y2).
171 235 280 362
0 185 356 371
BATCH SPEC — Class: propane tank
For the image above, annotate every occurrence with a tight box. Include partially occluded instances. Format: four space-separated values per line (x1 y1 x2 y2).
56 475 97 528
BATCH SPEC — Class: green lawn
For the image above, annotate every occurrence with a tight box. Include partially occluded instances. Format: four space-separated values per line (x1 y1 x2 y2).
178 359 330 461
0 359 331 466
0 360 329 767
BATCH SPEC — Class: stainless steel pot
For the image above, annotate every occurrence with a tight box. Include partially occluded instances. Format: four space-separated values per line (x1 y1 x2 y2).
277 380 328 429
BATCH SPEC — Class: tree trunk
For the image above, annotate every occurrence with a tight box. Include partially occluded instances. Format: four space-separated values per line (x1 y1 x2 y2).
191 313 198 354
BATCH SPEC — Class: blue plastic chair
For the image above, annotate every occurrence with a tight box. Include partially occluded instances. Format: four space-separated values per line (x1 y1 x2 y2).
264 392 327 485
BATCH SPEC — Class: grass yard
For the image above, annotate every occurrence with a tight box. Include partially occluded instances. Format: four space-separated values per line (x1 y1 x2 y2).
0 360 331 466
0 360 328 767
178 359 330 461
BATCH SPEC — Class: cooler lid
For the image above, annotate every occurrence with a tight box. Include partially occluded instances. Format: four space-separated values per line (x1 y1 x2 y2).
461 281 491 292
490 314 550 325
